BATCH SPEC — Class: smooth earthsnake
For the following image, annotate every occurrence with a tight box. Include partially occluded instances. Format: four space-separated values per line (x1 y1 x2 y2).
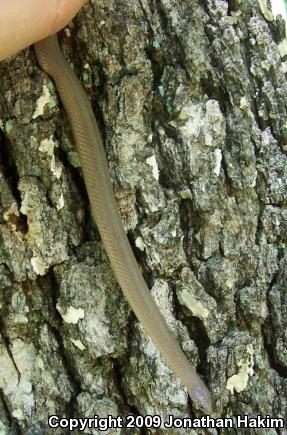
34 34 213 414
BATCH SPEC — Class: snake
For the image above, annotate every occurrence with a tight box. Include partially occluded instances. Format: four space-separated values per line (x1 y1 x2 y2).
34 34 212 414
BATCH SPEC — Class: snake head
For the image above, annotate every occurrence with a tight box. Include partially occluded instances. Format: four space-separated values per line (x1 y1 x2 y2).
189 385 213 415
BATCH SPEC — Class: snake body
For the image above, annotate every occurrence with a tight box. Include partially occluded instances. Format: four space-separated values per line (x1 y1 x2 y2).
34 34 212 414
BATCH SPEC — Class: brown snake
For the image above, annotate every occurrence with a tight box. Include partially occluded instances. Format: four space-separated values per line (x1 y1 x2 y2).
34 34 212 414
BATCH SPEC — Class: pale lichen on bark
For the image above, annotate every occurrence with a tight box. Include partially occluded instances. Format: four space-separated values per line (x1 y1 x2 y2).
0 0 286 433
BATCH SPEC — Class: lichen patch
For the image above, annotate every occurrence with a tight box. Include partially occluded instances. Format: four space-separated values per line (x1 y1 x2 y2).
56 305 85 324
39 136 57 156
70 338 86 351
178 289 210 319
226 344 255 393
32 84 56 119
146 154 159 181
31 256 47 276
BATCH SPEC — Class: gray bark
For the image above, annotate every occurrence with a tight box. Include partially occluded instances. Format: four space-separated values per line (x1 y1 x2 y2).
0 0 287 433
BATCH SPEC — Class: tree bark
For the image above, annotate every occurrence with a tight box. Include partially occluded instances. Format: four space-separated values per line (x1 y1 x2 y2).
0 0 286 433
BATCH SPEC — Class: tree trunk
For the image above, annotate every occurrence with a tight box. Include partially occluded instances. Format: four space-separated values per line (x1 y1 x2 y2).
0 0 286 433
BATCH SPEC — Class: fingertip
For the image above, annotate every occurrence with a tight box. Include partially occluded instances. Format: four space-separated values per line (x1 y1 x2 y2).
48 0 89 35
0 0 88 61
